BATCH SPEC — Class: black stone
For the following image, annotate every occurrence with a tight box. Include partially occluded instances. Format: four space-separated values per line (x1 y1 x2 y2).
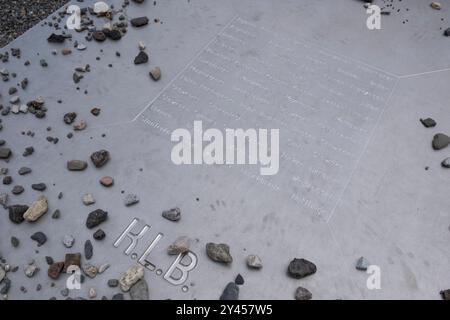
130 16 149 27
105 29 122 40
93 229 106 240
432 133 450 150
31 231 47 246
84 240 93 260
18 167 32 175
107 279 119 287
92 31 106 42
11 236 20 247
0 147 12 159
63 112 77 124
288 258 317 279
134 51 148 65
86 209 108 229
235 274 244 285
8 205 28 224
420 118 436 128
31 183 47 191
47 33 66 43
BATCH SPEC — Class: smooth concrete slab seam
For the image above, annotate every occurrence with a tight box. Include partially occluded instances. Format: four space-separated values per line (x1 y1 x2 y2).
131 14 240 122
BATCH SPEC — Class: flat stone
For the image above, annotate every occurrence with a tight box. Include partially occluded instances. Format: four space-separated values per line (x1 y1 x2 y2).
91 150 110 168
84 240 93 260
67 160 88 171
134 51 148 65
1 278 11 295
64 253 81 271
420 118 436 128
295 287 313 300
100 176 114 187
45 256 54 265
93 229 106 240
355 256 370 271
48 262 65 280
3 176 12 185
47 33 66 43
124 193 139 206
30 231 47 246
130 17 149 27
31 183 46 191
11 185 24 195
162 207 181 221
112 293 124 300
119 265 145 292
206 243 233 263
23 195 48 222
220 282 239 300
247 255 263 269
288 258 317 279
0 147 12 159
62 235 75 248
18 167 32 175
432 133 450 150
168 236 191 255
83 264 98 278
82 194 96 206
86 209 108 229
8 205 28 223
108 279 119 288
431 2 442 10
149 67 161 81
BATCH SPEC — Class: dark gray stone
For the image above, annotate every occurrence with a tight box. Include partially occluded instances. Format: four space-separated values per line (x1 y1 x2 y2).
86 209 108 229
31 231 47 246
420 118 436 128
432 133 450 150
8 205 28 224
84 240 93 260
294 287 313 300
162 207 181 221
130 17 149 27
220 282 239 300
130 279 149 300
288 258 317 279
206 243 233 263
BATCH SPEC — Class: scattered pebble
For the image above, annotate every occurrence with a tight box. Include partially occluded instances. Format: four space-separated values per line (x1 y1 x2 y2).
206 243 233 263
124 193 139 206
247 255 263 269
432 133 450 150
168 236 191 255
294 287 313 300
130 279 149 300
30 231 47 246
119 265 145 292
220 282 239 300
287 258 317 279
162 207 181 221
62 235 75 248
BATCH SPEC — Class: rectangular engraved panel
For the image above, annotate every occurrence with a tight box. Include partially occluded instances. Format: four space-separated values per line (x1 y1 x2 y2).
137 16 397 221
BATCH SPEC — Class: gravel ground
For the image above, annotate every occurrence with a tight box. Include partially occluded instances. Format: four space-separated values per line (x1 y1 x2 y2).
0 0 69 48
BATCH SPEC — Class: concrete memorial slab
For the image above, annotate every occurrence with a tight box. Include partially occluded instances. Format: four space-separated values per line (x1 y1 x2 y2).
0 0 449 300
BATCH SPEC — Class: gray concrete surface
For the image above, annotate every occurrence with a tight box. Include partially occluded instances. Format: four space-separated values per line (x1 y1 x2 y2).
0 0 450 299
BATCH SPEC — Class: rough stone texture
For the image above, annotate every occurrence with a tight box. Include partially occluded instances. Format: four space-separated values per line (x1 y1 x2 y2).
82 194 96 206
130 17 149 27
90 150 110 168
441 158 450 168
247 255 263 269
287 258 317 279
62 235 75 248
99 176 114 187
124 193 139 206
220 282 239 300
162 207 181 221
167 236 191 255
119 265 145 292
48 262 65 280
294 287 313 300
130 279 149 300
84 240 93 260
86 209 108 229
23 195 48 222
8 205 28 224
206 243 233 263
83 264 99 278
